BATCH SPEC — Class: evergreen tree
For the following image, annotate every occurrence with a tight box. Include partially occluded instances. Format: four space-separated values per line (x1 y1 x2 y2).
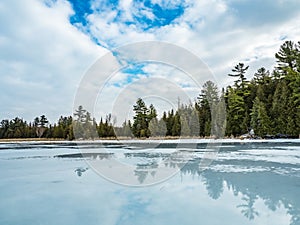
253 67 271 85
53 124 64 138
148 104 157 121
39 115 48 127
33 117 40 127
250 97 271 137
197 81 219 137
212 90 227 138
199 81 219 107
180 114 190 137
226 88 246 136
189 109 200 136
105 114 116 138
165 110 175 136
148 104 159 137
228 63 249 88
149 118 159 137
74 105 86 123
0 120 9 138
157 118 167 137
171 112 181 136
132 98 150 137
271 81 289 134
34 115 49 138
73 105 93 139
275 40 299 75
98 117 106 138
122 120 132 137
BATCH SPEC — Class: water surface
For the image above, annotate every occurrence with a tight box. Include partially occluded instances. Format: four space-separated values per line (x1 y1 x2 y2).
0 140 299 225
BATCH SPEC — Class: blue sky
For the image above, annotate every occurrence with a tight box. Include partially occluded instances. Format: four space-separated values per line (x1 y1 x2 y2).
1 0 300 123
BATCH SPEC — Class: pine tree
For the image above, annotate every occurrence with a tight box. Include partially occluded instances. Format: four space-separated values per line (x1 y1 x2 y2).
253 67 271 85
74 105 86 123
228 63 249 89
34 115 49 138
251 97 271 137
132 98 149 137
275 40 298 75
39 115 48 127
73 105 91 139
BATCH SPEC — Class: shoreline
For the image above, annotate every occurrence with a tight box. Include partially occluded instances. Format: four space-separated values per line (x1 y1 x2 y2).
0 137 299 144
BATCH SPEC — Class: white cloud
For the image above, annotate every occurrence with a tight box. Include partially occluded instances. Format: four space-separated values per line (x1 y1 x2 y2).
83 0 300 89
150 0 183 9
1 0 300 123
0 0 107 122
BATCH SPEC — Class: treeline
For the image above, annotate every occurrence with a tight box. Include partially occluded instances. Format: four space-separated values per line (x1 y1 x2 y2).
0 115 74 140
117 40 300 138
0 40 299 139
225 40 300 137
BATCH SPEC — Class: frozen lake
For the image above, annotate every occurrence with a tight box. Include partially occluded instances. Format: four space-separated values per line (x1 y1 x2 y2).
0 140 300 225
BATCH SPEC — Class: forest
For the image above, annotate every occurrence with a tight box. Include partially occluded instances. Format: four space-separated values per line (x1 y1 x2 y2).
0 40 299 140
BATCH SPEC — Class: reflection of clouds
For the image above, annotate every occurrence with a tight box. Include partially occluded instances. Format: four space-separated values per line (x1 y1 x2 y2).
58 141 300 224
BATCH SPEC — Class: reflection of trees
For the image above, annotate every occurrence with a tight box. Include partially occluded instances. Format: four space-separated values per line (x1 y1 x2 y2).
202 170 224 200
134 163 159 184
286 204 300 225
264 198 280 211
159 154 300 224
88 144 300 224
237 194 259 220
74 167 88 177
134 170 148 184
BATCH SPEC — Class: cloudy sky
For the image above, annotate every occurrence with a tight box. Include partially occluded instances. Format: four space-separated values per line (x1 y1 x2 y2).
1 0 300 124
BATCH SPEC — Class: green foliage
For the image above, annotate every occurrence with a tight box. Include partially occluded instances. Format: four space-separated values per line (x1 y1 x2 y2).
197 81 219 137
171 112 180 136
271 81 289 134
132 98 151 137
275 40 299 75
250 97 271 136
226 88 245 136
115 120 132 137
212 91 227 138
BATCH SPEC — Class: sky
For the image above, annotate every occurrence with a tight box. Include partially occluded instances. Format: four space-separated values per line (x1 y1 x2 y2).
1 0 300 124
